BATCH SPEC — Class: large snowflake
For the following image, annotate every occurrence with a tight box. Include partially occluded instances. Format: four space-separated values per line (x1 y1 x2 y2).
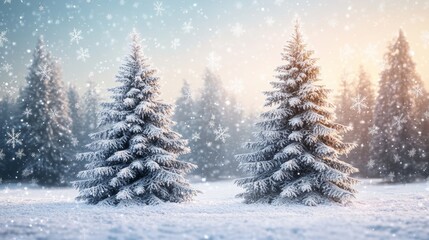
231 23 245 37
154 2 165 16
207 52 221 71
6 128 23 149
77 48 90 62
214 125 230 143
37 64 51 80
392 114 407 130
69 28 83 44
351 94 368 114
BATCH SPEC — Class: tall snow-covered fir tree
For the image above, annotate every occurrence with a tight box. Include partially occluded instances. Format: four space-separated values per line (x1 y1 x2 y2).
74 31 198 205
371 30 427 182
21 37 74 186
235 23 358 206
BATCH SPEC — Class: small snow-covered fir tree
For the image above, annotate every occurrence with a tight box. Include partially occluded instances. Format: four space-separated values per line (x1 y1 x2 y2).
236 22 358 206
74 31 198 205
371 30 427 182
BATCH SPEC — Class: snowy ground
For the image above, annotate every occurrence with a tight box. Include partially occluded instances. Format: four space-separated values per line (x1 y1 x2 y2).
0 180 428 240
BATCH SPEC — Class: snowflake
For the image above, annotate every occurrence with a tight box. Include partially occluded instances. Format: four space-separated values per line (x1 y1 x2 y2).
207 51 221 71
368 125 379 135
411 85 424 97
69 28 83 44
182 21 193 33
231 23 245 37
265 17 275 26
0 31 7 47
387 172 395 180
211 114 216 120
50 109 59 118
37 64 51 80
0 149 5 160
392 114 407 130
208 120 215 128
15 149 25 159
214 125 230 143
4 0 11 4
31 152 36 158
6 128 23 149
71 137 79 147
170 38 181 49
367 159 375 169
191 132 200 141
393 153 400 163
154 1 165 16
23 108 32 118
350 94 368 113
408 148 416 158
77 48 90 62
1 62 12 73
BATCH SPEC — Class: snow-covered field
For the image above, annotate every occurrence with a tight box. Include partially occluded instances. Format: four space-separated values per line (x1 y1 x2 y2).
0 180 428 240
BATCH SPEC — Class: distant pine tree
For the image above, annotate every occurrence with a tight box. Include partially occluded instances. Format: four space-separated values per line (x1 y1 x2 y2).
193 69 230 180
21 37 74 186
236 22 358 206
74 31 198 205
350 67 375 177
371 30 427 182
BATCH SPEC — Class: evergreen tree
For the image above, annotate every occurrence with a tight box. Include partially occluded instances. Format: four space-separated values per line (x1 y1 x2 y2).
349 67 375 177
81 80 100 145
173 80 195 146
21 37 74 186
335 72 354 134
74 31 197 205
193 69 230 180
0 95 21 180
371 30 426 182
236 23 358 206
68 85 85 146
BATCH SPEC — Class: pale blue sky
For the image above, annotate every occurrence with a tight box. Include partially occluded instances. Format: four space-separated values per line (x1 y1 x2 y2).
1 0 428 111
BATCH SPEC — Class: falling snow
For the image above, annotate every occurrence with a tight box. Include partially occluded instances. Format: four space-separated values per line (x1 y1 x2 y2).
6 128 22 149
76 48 90 62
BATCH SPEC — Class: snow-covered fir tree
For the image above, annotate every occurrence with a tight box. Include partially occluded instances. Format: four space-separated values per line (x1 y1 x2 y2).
81 80 100 145
74 31 198 205
68 85 85 146
21 37 74 186
350 67 375 177
371 30 427 182
173 80 195 150
334 72 354 142
235 23 358 206
0 95 21 180
193 69 230 180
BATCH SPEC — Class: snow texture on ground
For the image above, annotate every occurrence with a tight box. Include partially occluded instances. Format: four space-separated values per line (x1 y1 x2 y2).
0 179 428 240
